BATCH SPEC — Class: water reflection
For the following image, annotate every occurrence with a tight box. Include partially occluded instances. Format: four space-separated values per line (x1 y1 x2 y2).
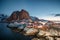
0 23 31 40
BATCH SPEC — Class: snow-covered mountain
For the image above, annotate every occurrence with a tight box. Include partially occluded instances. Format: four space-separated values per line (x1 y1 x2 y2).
30 16 40 21
0 14 7 21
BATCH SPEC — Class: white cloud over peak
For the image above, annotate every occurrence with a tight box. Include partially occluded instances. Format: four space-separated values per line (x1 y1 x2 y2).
39 16 60 21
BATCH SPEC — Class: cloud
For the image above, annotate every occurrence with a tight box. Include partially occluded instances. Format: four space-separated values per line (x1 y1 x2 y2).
55 14 60 16
39 13 60 21
40 16 60 21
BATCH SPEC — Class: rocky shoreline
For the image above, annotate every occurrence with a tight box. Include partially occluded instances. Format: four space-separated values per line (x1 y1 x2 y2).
7 26 60 40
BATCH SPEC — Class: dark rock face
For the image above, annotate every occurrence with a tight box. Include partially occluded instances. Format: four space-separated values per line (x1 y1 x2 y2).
6 9 31 22
6 11 20 22
19 9 30 20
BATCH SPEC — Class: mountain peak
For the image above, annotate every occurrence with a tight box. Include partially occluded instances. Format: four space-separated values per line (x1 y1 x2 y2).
6 9 31 22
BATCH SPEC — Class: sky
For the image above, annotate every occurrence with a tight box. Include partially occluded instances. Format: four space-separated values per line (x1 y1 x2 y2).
0 0 60 21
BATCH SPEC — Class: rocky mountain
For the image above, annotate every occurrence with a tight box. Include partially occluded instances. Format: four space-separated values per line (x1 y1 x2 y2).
19 9 31 20
6 9 31 22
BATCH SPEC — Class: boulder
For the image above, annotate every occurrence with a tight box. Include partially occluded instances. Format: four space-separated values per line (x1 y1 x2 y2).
37 30 46 36
24 28 38 36
8 23 17 27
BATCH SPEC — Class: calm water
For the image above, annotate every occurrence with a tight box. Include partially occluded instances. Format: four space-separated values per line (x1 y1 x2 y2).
0 23 31 40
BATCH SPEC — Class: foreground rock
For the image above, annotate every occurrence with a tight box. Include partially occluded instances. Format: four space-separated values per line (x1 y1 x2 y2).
24 28 38 36
7 25 60 40
7 19 60 40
